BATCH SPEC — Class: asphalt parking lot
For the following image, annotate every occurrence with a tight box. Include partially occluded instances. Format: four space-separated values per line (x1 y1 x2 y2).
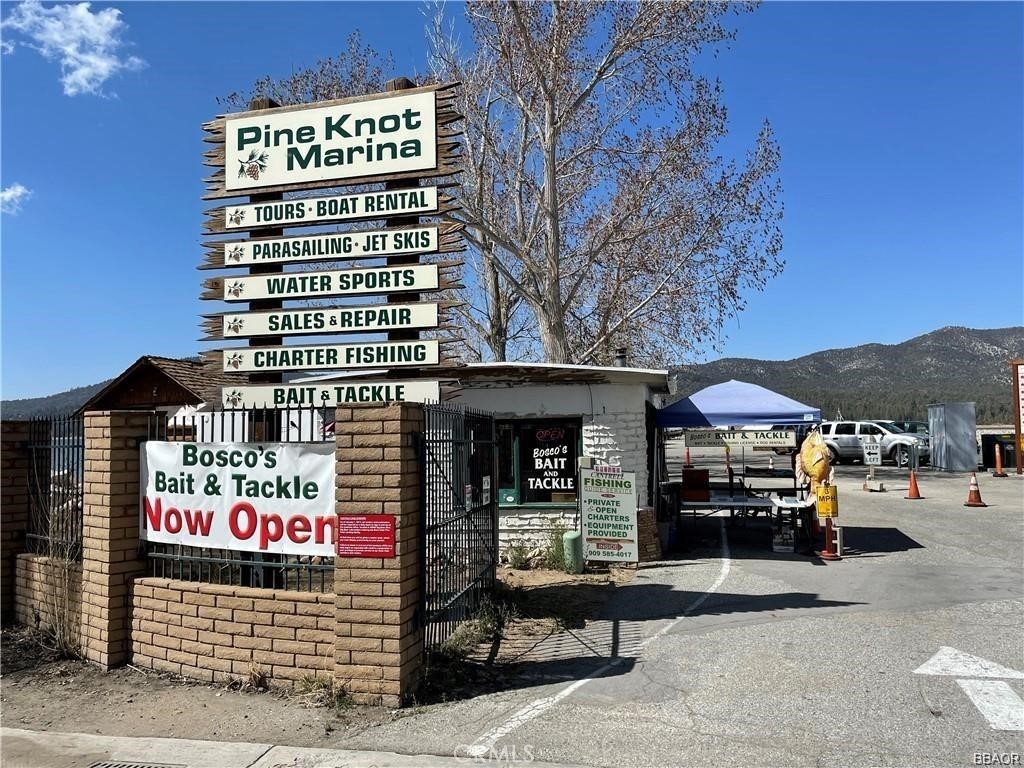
340 444 1024 767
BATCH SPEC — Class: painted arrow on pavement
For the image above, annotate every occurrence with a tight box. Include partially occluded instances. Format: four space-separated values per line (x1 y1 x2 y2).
915 647 1024 731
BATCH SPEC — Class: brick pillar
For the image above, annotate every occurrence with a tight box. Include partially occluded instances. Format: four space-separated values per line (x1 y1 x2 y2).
1 421 32 622
334 403 423 707
80 411 153 668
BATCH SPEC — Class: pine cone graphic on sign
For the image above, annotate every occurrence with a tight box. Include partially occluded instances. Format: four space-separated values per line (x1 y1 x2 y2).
225 352 244 369
237 150 269 181
228 209 245 225
227 245 245 263
226 318 244 334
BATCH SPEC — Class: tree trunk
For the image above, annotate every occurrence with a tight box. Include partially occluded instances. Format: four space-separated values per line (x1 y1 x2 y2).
536 293 570 363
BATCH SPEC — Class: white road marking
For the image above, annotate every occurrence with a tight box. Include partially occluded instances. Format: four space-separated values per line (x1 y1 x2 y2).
466 519 732 757
914 647 1024 679
956 680 1024 731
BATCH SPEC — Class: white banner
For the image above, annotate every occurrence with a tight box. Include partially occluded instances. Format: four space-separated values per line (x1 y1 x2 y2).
217 303 440 339
225 90 437 191
581 466 638 563
223 380 441 409
683 429 796 449
220 264 439 302
141 442 336 556
218 226 438 268
219 187 440 231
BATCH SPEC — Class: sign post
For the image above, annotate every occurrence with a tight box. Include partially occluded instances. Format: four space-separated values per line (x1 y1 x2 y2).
862 438 885 492
815 484 841 561
1012 359 1024 475
200 81 464 407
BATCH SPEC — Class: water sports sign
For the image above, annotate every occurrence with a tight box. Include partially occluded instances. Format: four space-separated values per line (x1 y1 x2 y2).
580 465 638 563
683 429 796 449
141 441 336 556
207 264 439 302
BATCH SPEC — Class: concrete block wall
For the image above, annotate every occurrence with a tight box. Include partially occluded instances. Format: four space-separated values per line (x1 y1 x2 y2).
130 579 335 684
1 421 31 622
334 403 423 707
500 507 577 551
582 410 650 506
14 554 82 634
79 412 151 668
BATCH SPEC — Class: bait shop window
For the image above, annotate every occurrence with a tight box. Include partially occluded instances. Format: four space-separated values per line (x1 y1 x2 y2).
497 419 581 506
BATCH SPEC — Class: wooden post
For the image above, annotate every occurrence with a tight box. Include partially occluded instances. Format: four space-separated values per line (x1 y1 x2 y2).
245 96 284 587
1012 359 1023 475
384 77 421 346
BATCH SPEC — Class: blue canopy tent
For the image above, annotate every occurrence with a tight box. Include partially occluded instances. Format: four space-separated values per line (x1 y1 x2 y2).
656 379 820 428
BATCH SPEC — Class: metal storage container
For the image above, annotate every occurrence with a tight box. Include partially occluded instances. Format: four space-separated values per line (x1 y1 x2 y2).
927 402 978 472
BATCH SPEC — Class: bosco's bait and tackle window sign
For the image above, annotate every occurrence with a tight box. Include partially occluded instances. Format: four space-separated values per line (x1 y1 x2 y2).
141 441 336 556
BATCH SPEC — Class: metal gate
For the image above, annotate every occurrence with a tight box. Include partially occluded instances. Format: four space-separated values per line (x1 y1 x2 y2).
26 414 85 560
419 403 498 650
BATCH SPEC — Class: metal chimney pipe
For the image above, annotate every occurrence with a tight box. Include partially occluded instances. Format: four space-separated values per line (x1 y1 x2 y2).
613 347 628 367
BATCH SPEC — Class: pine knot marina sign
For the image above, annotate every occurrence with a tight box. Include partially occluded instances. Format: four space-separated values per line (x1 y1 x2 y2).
200 81 464 408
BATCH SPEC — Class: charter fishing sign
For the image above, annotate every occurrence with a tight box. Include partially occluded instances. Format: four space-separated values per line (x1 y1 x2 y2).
141 442 336 555
200 81 463 408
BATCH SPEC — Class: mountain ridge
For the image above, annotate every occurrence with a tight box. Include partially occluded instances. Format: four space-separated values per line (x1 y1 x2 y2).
670 325 1024 423
2 326 1021 422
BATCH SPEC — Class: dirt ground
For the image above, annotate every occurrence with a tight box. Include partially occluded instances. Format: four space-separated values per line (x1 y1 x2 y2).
0 566 632 745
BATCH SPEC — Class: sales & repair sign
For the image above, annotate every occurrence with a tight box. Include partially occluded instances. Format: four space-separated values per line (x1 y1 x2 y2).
581 465 638 563
140 441 335 556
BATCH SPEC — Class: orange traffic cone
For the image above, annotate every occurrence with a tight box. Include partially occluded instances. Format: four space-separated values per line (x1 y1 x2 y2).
964 472 987 507
992 443 1008 478
905 469 923 500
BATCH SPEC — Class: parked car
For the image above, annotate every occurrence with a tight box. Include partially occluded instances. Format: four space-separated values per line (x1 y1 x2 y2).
768 423 813 455
819 420 930 467
887 420 929 436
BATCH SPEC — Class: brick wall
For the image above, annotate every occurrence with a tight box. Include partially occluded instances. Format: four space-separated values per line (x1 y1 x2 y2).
80 411 151 669
334 403 423 707
130 578 335 685
636 507 661 563
1 421 31 622
14 554 82 636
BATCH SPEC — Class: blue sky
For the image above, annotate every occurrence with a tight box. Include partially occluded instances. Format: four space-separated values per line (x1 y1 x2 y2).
2 1 1021 400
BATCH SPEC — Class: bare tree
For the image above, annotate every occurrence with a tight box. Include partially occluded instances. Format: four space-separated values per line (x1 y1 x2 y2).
219 32 393 110
430 1 783 365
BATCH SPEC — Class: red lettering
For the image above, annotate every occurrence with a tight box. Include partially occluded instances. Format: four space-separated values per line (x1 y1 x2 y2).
184 508 214 537
315 515 336 544
286 515 311 544
260 513 283 550
229 501 257 540
165 508 182 534
143 497 163 531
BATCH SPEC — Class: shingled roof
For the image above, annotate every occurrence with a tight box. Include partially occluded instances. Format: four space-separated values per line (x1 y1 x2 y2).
77 355 248 413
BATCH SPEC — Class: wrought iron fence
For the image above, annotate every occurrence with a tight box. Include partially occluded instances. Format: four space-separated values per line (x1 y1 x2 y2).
419 402 498 649
26 413 85 560
144 406 335 592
